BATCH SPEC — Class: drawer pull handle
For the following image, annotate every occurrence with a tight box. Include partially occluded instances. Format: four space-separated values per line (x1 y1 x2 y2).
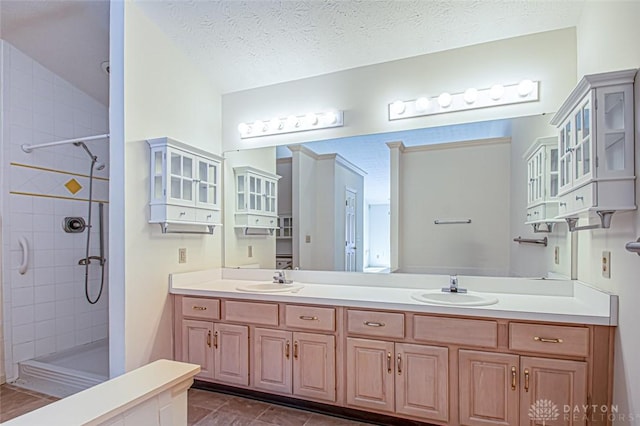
397 354 402 375
293 341 298 359
534 336 563 344
387 352 392 374
285 341 290 359
364 321 385 327
511 366 517 390
576 196 584 201
192 306 207 311
213 331 218 349
299 315 318 321
207 330 211 348
560 202 567 207
524 369 530 392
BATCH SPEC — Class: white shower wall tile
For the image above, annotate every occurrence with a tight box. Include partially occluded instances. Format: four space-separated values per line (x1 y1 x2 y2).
1 41 108 381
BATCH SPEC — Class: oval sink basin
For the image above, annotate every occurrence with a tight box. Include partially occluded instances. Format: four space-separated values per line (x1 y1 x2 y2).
411 290 498 306
236 283 304 293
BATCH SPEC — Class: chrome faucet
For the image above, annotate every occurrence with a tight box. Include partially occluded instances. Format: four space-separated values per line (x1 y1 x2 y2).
273 270 293 284
442 275 467 293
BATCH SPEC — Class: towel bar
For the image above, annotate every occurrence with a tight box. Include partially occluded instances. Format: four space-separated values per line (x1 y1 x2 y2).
513 236 548 246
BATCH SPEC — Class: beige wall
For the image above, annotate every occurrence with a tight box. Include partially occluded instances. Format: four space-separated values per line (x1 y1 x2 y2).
575 1 640 420
116 2 222 372
222 29 577 152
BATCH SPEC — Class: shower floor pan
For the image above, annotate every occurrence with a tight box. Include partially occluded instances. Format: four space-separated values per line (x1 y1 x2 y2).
15 339 108 398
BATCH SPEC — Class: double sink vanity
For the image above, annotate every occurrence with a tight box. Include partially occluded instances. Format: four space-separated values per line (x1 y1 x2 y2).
170 268 617 425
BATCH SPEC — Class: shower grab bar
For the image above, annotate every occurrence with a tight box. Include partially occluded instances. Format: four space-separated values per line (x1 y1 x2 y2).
18 236 29 274
434 219 472 225
21 133 109 153
513 236 548 247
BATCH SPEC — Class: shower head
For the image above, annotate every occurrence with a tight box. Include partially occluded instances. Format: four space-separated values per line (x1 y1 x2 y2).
95 162 106 171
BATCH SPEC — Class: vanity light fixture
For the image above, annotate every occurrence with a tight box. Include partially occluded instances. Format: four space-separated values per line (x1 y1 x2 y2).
238 110 344 139
388 80 539 121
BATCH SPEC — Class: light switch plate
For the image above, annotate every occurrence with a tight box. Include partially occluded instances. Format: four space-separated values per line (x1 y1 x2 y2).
178 248 187 264
554 246 560 265
602 250 611 278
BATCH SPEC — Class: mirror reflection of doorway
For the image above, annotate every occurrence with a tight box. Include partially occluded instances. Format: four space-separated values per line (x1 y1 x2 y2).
345 188 357 271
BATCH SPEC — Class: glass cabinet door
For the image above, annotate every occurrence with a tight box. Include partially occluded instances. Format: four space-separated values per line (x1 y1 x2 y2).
248 175 263 211
549 148 559 198
573 98 592 184
559 120 572 192
237 175 246 211
169 149 194 204
196 159 218 208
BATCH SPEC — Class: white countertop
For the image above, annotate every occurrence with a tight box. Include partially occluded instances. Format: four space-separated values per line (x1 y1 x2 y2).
170 269 618 326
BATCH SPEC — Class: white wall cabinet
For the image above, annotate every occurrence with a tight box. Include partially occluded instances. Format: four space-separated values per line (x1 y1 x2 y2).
550 69 636 223
234 166 280 231
147 137 222 231
523 137 561 230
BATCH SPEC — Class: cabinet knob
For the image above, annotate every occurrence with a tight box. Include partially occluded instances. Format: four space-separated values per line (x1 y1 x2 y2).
559 202 567 207
576 196 584 201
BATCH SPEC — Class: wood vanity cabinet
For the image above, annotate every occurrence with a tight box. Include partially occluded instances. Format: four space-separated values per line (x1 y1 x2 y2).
346 337 449 422
254 328 336 402
176 297 249 385
459 351 587 426
174 296 613 426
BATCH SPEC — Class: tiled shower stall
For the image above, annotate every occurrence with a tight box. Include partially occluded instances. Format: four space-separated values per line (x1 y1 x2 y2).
0 41 109 394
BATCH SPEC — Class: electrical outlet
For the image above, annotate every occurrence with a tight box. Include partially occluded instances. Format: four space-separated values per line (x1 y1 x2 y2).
248 245 253 258
305 235 311 243
178 248 187 264
554 246 560 265
602 250 611 278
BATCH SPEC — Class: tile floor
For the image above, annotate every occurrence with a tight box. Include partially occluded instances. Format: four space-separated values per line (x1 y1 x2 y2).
0 384 372 425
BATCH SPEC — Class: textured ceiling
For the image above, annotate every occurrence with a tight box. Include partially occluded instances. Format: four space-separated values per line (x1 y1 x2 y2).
137 0 585 94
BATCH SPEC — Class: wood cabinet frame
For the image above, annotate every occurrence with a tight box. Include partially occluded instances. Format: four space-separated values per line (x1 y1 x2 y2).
173 296 615 426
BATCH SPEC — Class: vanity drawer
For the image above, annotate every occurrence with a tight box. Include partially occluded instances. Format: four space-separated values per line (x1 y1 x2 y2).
414 316 498 348
194 208 220 224
285 305 335 331
509 323 589 357
571 183 595 213
182 297 220 320
236 214 278 228
224 300 279 326
347 310 404 339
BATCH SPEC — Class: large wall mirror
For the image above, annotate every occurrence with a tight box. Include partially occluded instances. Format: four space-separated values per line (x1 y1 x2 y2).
223 114 573 279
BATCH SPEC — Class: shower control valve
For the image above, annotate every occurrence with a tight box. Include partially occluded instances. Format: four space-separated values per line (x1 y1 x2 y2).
63 217 87 233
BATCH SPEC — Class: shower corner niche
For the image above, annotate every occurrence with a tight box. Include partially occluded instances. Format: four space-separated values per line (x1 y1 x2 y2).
233 166 281 235
147 137 222 234
522 136 563 233
550 68 637 230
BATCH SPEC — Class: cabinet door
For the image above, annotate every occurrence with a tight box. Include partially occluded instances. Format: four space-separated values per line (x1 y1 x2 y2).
293 333 335 402
596 84 634 180
519 357 587 426
168 147 195 206
214 323 249 386
396 343 449 422
459 350 519 426
572 97 593 186
346 338 395 413
559 118 573 193
196 158 219 209
181 320 214 379
253 328 292 394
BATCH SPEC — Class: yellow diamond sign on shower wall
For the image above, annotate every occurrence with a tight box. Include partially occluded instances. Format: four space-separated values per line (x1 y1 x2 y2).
64 178 82 195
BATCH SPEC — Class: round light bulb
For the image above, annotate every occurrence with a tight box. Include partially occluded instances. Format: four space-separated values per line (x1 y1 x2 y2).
269 117 282 131
489 84 504 100
415 97 430 112
237 122 249 135
305 113 318 126
463 88 478 104
517 79 534 97
324 111 338 125
438 92 452 108
286 115 299 128
391 100 406 115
